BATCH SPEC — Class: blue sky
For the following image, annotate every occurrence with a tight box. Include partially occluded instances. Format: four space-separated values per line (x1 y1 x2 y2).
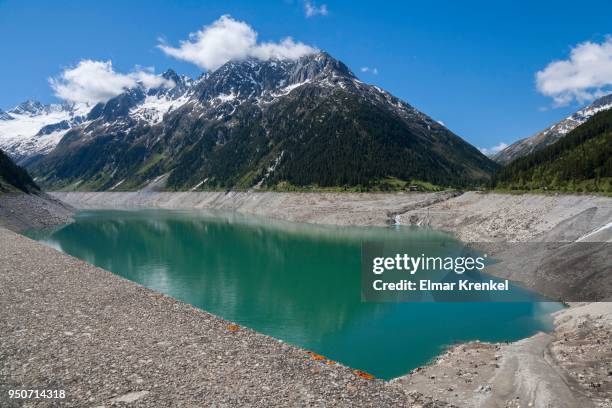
1 0 612 152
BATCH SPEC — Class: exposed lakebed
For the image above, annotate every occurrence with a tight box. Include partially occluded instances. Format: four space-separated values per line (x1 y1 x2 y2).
28 209 562 379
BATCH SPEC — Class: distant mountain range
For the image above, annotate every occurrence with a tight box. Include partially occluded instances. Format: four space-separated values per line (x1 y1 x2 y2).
1 52 498 191
493 108 612 192
0 100 88 165
493 94 612 164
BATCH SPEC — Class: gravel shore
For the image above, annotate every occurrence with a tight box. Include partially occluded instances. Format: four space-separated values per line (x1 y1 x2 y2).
50 190 457 227
396 191 612 242
396 192 612 301
51 191 612 243
0 227 451 407
394 302 612 408
0 192 74 232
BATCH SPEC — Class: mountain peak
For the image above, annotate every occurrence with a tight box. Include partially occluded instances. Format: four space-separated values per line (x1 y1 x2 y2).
194 50 356 104
152 69 193 98
162 68 180 83
211 51 353 81
10 100 45 116
293 51 354 81
0 109 13 121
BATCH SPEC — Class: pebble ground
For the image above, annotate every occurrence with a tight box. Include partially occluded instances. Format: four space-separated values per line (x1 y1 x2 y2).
0 227 453 407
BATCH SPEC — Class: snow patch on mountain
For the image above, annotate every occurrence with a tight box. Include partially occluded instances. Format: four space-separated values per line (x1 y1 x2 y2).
130 94 190 125
557 100 612 135
276 80 311 95
216 92 237 103
0 102 89 162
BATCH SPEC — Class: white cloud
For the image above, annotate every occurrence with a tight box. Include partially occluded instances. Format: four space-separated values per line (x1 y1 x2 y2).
479 142 508 156
304 1 328 17
49 60 174 105
536 36 612 106
158 15 317 71
360 66 379 75
132 67 175 89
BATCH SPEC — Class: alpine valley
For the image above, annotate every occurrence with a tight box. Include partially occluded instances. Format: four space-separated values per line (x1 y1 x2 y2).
1 52 499 191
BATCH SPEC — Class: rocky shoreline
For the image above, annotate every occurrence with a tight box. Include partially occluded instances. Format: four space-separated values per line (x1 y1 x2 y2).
0 192 74 232
2 190 610 406
394 302 612 407
50 190 612 242
0 228 439 407
50 190 458 227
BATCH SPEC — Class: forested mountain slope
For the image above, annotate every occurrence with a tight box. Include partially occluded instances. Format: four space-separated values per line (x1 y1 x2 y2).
493 94 612 164
0 148 39 193
492 109 612 193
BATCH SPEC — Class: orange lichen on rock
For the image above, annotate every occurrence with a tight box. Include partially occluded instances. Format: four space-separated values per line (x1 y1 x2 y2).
354 370 375 380
305 351 326 361
325 360 336 365
227 324 239 331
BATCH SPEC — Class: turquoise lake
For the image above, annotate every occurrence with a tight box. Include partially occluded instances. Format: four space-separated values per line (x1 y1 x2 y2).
28 210 563 379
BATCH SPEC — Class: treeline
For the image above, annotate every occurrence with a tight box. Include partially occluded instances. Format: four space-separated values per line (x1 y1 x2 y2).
492 108 612 193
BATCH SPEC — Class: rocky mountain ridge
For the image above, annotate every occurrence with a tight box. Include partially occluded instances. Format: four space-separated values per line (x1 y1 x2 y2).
4 52 499 191
493 94 612 164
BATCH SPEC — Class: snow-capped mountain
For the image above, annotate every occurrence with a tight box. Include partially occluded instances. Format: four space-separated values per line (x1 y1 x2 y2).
84 69 194 126
29 52 497 191
0 70 192 165
0 110 12 121
0 100 89 164
493 94 612 164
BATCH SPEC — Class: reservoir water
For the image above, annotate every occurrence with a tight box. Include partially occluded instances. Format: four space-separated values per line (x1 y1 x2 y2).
29 210 562 379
